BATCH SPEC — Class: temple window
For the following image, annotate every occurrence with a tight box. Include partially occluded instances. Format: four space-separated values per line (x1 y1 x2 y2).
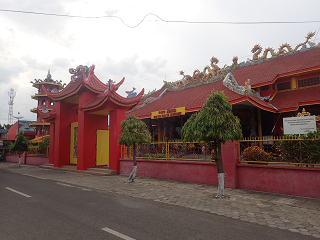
261 85 269 91
277 82 291 91
298 76 320 88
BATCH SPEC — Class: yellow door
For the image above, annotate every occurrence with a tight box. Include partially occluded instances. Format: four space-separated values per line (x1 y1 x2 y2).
70 122 78 164
96 130 109 166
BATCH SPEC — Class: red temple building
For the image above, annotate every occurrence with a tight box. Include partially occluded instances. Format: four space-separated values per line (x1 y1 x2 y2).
40 65 143 172
30 71 64 142
127 32 320 140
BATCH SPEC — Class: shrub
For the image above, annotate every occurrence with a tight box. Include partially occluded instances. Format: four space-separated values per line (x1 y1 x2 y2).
242 146 273 162
39 137 50 151
278 130 320 164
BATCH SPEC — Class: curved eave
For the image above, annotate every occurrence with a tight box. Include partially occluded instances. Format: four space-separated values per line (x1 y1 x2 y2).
37 107 56 120
32 82 64 90
31 94 47 100
229 97 276 113
82 88 144 111
81 92 110 111
30 108 37 113
49 81 82 101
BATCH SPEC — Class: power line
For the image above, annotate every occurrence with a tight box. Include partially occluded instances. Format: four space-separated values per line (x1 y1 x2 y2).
1 9 320 28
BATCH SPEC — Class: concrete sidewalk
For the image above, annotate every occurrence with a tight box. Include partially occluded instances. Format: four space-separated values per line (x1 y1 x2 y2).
1 162 320 238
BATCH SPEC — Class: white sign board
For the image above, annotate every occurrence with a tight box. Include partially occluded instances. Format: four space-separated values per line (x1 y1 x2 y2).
283 116 316 135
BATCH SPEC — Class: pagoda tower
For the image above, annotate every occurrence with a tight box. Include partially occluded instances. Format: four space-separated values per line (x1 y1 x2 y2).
30 70 64 141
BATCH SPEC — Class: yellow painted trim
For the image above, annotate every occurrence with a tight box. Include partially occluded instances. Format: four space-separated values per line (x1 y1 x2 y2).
291 77 297 89
70 122 78 164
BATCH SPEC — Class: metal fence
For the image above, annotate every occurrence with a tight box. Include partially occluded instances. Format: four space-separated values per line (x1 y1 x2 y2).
8 146 49 156
238 136 320 167
121 141 214 162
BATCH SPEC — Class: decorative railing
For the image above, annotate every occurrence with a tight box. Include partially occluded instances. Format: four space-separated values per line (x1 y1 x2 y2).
28 146 49 156
238 136 320 167
7 146 49 156
121 141 214 162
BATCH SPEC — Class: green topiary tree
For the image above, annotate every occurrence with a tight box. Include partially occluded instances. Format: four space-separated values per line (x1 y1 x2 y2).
118 115 151 182
182 90 242 198
11 131 29 167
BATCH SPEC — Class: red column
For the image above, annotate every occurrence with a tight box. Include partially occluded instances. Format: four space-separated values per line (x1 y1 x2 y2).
53 101 71 167
49 122 55 164
77 91 97 170
221 140 238 189
109 109 125 174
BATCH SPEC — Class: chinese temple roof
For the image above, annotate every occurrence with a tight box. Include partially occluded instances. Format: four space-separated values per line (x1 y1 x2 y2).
127 43 320 118
44 65 143 115
233 47 320 87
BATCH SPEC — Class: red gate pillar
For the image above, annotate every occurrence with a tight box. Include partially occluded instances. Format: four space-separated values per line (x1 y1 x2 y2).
53 101 71 167
77 91 97 170
49 122 55 164
109 109 125 174
221 140 238 189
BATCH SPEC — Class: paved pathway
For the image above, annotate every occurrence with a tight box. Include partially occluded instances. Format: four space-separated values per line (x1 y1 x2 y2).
1 162 320 238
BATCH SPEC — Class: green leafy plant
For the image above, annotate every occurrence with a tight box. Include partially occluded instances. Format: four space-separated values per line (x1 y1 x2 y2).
39 137 50 151
10 131 29 166
278 130 320 164
302 130 320 164
242 145 273 162
119 115 151 182
182 90 242 198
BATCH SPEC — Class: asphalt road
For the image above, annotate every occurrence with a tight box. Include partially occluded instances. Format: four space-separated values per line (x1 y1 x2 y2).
0 169 314 240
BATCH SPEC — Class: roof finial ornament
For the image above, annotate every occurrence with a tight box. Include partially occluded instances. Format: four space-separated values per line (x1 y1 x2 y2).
126 87 137 98
47 70 51 79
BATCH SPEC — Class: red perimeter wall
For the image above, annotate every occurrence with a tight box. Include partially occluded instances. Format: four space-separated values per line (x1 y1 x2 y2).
120 140 320 199
5 153 49 165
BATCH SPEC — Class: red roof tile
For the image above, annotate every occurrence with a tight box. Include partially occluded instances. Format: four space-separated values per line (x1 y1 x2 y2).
233 48 320 87
127 81 246 118
83 73 108 93
271 86 320 112
49 78 82 101
82 88 144 111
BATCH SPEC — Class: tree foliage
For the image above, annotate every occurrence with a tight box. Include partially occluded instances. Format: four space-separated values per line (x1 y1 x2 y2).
0 123 13 129
118 115 151 147
182 90 242 145
182 90 242 173
11 131 29 156
39 137 50 151
118 115 151 170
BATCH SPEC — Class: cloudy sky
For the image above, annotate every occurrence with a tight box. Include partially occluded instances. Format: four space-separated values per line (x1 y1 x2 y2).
0 0 320 125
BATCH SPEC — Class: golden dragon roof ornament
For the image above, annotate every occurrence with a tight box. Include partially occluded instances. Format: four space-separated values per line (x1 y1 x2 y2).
248 32 315 62
164 57 227 89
